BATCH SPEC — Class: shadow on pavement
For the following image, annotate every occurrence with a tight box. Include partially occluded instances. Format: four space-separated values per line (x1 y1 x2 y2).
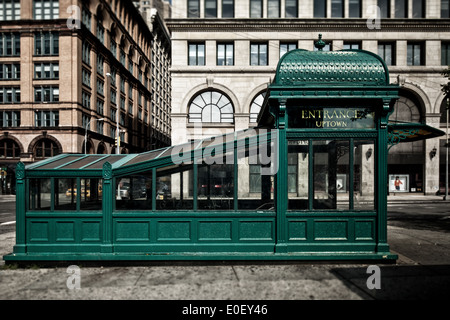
330 264 450 300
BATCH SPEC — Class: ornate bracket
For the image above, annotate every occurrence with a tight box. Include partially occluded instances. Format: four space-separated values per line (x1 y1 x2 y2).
387 129 420 151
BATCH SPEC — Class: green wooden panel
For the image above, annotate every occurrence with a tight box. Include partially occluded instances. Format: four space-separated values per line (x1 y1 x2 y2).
81 221 101 242
198 221 232 241
157 221 191 241
314 220 348 240
288 220 307 241
55 221 75 242
115 221 151 241
28 221 49 242
355 219 375 241
239 221 274 241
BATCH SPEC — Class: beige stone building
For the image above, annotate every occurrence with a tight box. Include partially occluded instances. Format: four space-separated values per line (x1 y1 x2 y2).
0 0 171 194
167 0 450 195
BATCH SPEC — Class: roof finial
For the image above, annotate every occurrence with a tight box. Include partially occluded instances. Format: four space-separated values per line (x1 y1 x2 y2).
314 34 326 51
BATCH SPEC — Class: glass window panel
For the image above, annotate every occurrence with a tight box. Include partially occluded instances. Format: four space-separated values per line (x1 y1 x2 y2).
285 0 298 17
205 0 217 17
354 140 375 210
222 0 234 17
267 0 280 18
349 0 361 17
29 178 51 211
115 173 152 210
198 163 234 210
331 0 344 17
412 0 424 18
250 0 262 17
313 140 349 210
187 0 200 17
237 143 274 210
55 178 77 211
395 0 407 17
288 141 309 210
79 178 102 210
155 165 194 210
314 0 327 17
442 0 450 18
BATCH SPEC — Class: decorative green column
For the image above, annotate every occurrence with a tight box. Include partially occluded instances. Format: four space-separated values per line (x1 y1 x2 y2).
13 162 26 254
101 162 113 253
275 100 288 253
376 100 393 254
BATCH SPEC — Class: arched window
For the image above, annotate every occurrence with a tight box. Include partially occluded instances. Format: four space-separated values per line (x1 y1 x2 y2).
34 138 60 159
188 90 234 123
440 98 448 126
391 96 422 123
0 139 21 158
249 92 266 123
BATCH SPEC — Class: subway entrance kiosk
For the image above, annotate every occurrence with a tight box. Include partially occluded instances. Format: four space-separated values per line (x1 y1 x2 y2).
6 44 434 263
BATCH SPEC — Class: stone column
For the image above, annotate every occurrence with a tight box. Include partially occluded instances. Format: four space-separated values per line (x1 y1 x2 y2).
425 114 441 195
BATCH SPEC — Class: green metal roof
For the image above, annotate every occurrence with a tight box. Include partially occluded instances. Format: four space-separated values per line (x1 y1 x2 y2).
273 49 389 87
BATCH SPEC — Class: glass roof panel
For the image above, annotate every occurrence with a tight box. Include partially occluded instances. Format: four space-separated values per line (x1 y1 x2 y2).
119 149 166 167
82 155 127 169
35 155 85 169
59 155 106 169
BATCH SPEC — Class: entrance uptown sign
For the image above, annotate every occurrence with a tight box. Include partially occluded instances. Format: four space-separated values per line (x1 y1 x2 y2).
291 107 375 129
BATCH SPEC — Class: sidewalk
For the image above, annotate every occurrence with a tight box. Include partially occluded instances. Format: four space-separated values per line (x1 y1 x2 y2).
1 194 449 301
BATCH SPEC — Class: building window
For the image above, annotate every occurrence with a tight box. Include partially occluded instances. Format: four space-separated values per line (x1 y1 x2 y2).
250 92 266 123
378 0 391 18
97 120 103 135
82 5 91 30
250 0 263 18
0 111 20 127
82 90 90 109
97 99 104 115
407 42 424 66
280 42 297 58
442 0 450 18
33 0 59 20
217 43 234 66
314 0 327 17
96 20 105 44
188 42 205 66
205 0 217 17
34 31 59 56
0 0 21 21
97 55 104 75
412 0 425 18
97 79 104 96
34 63 58 79
250 43 268 66
349 0 361 17
267 0 280 18
285 0 298 17
34 138 60 158
0 87 20 103
0 33 20 56
343 42 360 50
378 42 396 66
187 0 200 17
331 0 344 17
120 49 126 66
395 0 407 18
0 139 20 158
34 86 59 102
0 63 20 80
188 90 234 123
82 68 91 87
35 110 59 127
442 42 450 66
222 0 234 18
82 41 91 65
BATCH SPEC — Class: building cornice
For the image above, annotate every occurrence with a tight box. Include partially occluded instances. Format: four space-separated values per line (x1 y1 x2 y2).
166 18 450 32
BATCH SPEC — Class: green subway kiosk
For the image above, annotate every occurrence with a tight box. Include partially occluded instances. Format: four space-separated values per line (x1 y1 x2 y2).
4 41 444 263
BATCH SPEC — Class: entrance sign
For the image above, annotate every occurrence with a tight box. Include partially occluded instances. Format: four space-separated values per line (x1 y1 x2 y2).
8 39 443 263
289 107 375 129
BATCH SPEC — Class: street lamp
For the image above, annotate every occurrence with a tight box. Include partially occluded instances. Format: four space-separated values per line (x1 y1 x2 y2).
84 118 105 154
106 72 120 155
445 96 449 200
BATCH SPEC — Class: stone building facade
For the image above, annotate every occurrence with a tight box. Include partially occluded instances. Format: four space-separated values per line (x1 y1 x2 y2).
167 0 450 195
0 0 171 194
